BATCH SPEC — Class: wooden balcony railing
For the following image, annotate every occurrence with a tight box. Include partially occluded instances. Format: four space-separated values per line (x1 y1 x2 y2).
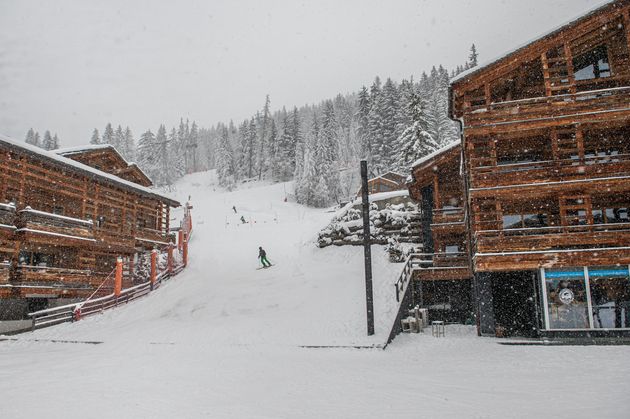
0 262 10 283
0 202 16 226
474 222 630 254
432 208 465 225
471 154 630 189
16 208 94 243
14 265 94 283
463 86 630 128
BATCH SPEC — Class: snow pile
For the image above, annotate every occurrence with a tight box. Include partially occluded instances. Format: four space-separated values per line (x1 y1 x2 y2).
318 199 421 248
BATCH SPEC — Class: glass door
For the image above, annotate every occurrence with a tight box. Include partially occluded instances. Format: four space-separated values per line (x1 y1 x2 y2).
542 268 591 329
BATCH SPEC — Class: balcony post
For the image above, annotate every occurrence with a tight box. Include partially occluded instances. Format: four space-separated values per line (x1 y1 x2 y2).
183 233 188 268
178 229 183 252
114 257 123 297
150 249 157 290
167 244 174 274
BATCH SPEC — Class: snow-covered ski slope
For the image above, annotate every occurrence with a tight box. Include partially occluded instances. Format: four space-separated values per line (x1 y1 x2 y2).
1 171 629 418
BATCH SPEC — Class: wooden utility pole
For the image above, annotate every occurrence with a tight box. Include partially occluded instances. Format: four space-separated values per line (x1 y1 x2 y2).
360 160 375 336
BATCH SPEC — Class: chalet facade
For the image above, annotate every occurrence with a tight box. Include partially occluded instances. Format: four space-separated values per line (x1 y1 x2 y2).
407 143 473 323
0 135 180 319
407 0 630 339
357 171 407 196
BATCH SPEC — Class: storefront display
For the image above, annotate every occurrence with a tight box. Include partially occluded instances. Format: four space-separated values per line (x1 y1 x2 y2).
541 266 630 330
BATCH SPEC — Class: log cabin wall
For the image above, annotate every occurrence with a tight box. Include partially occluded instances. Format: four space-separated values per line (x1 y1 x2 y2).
452 0 630 274
0 137 179 317
408 144 472 282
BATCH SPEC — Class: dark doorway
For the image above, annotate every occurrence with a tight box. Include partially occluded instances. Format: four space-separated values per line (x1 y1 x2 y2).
420 185 434 253
413 279 473 324
492 271 538 337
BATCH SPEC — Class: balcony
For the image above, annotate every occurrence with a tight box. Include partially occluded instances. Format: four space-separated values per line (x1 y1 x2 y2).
0 203 16 233
471 154 630 191
16 208 95 245
412 252 472 281
473 222 630 271
463 86 630 131
431 208 466 234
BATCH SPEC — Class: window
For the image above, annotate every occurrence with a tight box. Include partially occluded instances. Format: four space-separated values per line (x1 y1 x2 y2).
96 216 105 228
593 207 629 224
18 251 54 267
503 213 549 229
52 206 64 215
589 267 630 329
572 45 611 81
543 268 590 329
445 244 461 254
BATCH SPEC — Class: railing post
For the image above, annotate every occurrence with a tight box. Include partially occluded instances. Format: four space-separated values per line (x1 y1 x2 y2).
178 229 183 252
167 244 174 274
183 233 188 267
150 249 157 290
114 257 123 297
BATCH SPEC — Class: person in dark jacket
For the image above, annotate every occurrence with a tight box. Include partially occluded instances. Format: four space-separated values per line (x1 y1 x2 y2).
259 246 271 267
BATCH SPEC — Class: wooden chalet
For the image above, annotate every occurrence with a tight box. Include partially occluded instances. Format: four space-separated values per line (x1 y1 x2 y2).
357 171 407 196
448 0 630 338
0 135 180 319
407 142 473 323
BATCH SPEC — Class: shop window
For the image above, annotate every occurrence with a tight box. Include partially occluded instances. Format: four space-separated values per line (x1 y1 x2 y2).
589 267 630 329
543 268 590 329
572 45 611 81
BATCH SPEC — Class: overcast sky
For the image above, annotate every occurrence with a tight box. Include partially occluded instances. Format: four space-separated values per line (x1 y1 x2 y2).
0 0 606 146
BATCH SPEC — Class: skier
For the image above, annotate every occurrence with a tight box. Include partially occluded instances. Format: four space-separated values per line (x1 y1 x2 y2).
240 215 246 224
258 246 271 268
232 205 237 213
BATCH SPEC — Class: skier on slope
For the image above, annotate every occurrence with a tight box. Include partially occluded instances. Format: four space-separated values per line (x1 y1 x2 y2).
240 215 246 224
258 246 271 268
232 205 237 213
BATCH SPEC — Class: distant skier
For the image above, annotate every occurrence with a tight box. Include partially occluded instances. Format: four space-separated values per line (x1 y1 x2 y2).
232 205 237 213
240 215 246 224
259 246 271 268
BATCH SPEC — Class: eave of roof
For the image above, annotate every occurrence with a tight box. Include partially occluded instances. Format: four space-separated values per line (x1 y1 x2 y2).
411 141 460 170
451 0 617 86
0 134 179 207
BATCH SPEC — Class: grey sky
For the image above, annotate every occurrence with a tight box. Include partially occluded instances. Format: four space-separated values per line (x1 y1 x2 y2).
1 0 606 146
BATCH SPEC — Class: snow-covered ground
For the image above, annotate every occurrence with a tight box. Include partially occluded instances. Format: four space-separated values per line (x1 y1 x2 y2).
1 171 629 418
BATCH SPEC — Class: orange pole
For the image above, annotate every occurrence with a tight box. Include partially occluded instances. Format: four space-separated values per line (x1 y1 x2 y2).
150 249 157 289
114 257 123 297
167 244 174 274
178 230 183 252
183 234 188 267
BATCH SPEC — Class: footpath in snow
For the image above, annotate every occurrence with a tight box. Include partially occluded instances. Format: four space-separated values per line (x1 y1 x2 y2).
1 170 629 419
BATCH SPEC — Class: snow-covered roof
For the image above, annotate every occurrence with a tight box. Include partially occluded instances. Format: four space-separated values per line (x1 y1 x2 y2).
55 144 113 155
0 134 179 206
411 141 460 169
451 0 616 85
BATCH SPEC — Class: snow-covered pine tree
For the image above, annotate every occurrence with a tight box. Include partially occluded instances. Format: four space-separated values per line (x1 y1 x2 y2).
52 133 60 150
357 86 371 161
256 95 271 180
34 132 40 148
267 119 278 179
152 124 169 186
113 125 124 153
296 112 320 206
274 111 295 181
123 127 135 161
367 76 384 175
90 128 101 145
25 128 39 147
318 100 341 204
103 123 114 146
42 130 54 150
168 127 185 182
215 125 236 190
425 66 459 147
468 44 478 68
396 91 438 171
188 121 199 173
137 129 157 182
379 77 402 171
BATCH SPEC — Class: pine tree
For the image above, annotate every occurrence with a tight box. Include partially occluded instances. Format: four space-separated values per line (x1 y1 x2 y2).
103 123 114 146
378 77 402 171
215 125 236 190
123 127 135 161
137 130 157 183
318 100 341 204
296 113 320 206
267 119 278 179
25 128 38 147
113 125 124 153
52 133 60 150
153 125 169 186
396 91 438 171
169 127 185 181
188 121 199 173
468 44 478 68
90 128 101 145
42 130 54 150
274 112 295 181
357 86 371 160
256 95 271 179
367 76 384 175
